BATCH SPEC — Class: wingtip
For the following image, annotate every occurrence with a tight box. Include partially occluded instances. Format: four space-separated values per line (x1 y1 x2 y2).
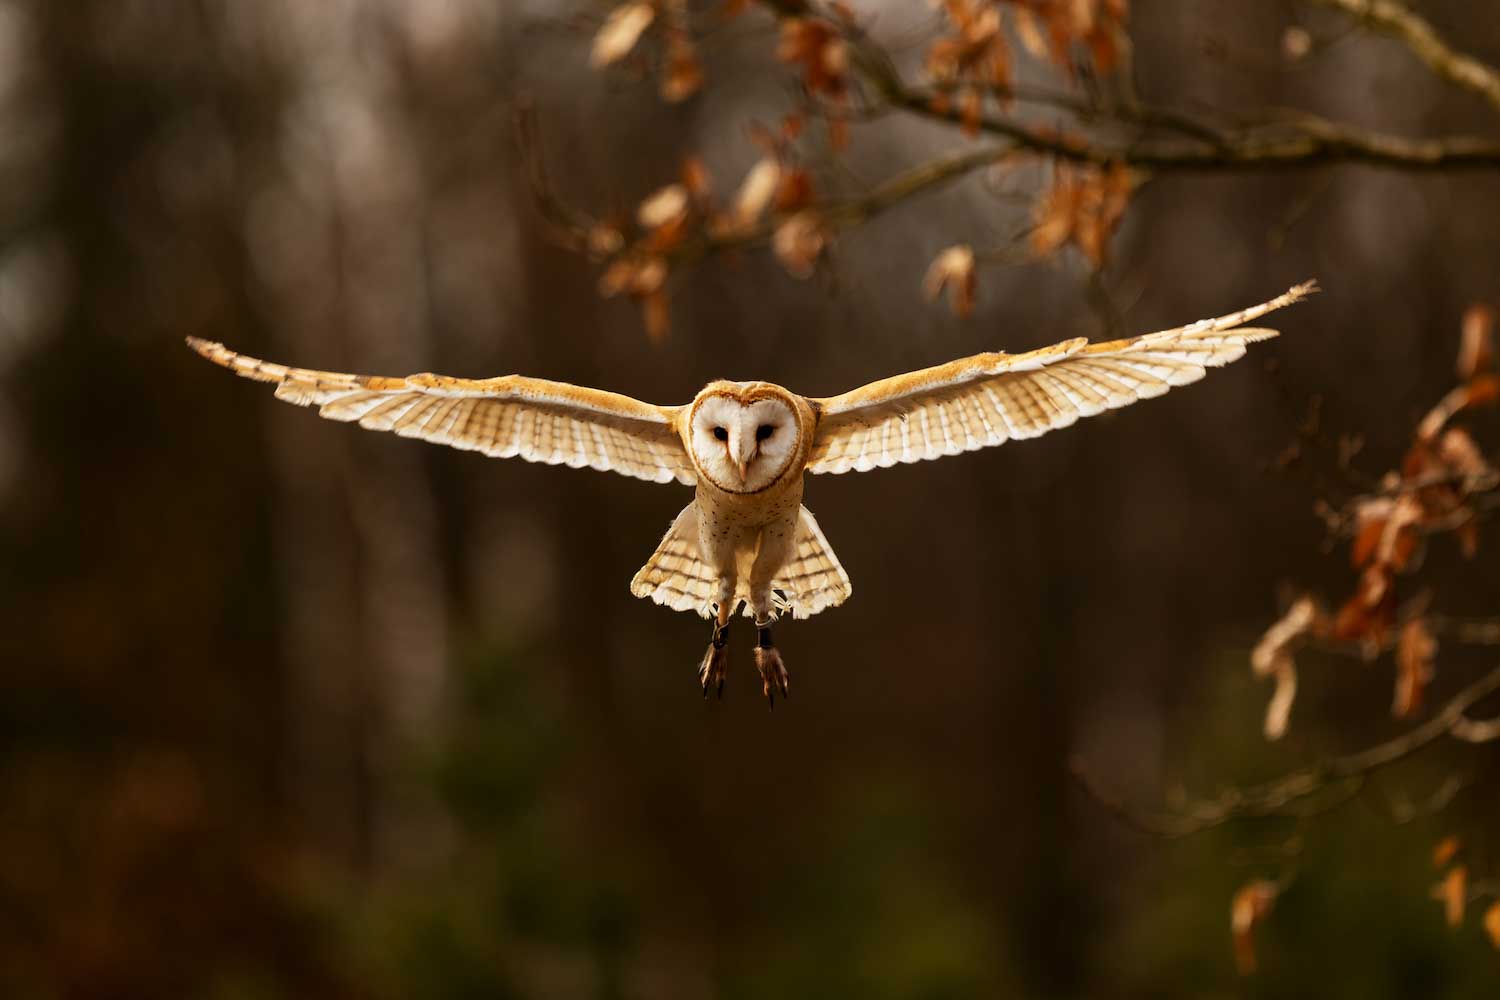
1288 278 1320 300
185 336 225 362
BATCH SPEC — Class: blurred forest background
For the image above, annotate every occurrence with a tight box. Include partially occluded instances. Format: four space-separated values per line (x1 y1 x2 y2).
3 0 1500 996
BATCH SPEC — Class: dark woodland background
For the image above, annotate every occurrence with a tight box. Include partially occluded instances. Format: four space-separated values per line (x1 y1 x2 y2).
3 1 1500 997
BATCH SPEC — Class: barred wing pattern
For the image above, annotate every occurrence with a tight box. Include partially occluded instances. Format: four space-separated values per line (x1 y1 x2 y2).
806 282 1315 475
186 339 696 485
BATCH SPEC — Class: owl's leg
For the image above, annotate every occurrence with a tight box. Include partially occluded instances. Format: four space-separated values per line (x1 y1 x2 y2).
752 620 789 707
698 587 735 699
747 516 796 707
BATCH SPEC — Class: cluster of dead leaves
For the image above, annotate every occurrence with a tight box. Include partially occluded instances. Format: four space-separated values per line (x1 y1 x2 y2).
1031 161 1134 269
595 122 825 339
927 0 1130 135
590 0 704 102
775 8 855 150
1251 305 1500 737
1429 837 1500 950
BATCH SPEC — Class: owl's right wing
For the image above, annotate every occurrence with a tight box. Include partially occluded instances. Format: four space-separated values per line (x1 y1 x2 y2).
805 282 1315 475
187 339 696 485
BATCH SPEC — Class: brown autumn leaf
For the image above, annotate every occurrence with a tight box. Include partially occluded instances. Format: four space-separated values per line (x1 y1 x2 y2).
637 183 689 230
1350 497 1393 568
1014 6 1049 60
1232 880 1279 975
773 167 815 214
587 223 625 257
640 289 670 343
928 1 1008 84
1485 902 1500 950
1251 596 1319 679
1437 426 1490 483
1332 564 1396 653
776 17 848 98
772 210 827 279
731 157 781 228
1375 494 1423 572
1432 865 1467 928
1282 25 1313 60
1433 836 1461 868
681 156 713 205
597 253 667 300
922 244 978 319
660 29 704 102
1030 163 1133 269
1458 304 1495 381
1251 596 1320 740
1393 617 1437 719
1263 662 1298 742
1468 373 1500 408
591 2 656 68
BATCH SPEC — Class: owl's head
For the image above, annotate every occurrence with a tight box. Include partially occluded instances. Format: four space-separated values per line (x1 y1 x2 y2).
687 382 802 493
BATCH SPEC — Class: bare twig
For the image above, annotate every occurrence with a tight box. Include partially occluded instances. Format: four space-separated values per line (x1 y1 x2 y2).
512 99 597 253
1308 0 1500 113
775 1 1500 171
1073 663 1500 836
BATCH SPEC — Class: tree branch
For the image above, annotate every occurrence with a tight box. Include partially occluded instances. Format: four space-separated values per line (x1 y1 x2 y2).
1073 663 1500 836
779 1 1500 172
1307 0 1500 113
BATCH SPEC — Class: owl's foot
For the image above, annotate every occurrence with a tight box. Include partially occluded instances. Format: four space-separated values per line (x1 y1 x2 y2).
753 623 788 708
699 620 730 699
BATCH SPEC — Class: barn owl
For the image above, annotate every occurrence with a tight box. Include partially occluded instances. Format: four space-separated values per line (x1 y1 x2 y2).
189 281 1314 703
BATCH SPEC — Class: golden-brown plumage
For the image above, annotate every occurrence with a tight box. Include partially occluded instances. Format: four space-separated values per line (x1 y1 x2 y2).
188 281 1315 699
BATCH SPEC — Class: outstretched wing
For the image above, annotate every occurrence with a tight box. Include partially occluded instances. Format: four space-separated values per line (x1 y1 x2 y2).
805 282 1315 475
187 339 696 485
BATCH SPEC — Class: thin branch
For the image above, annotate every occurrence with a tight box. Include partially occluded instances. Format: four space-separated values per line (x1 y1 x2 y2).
1307 0 1500 113
781 1 1500 171
1073 663 1500 836
882 86 1500 173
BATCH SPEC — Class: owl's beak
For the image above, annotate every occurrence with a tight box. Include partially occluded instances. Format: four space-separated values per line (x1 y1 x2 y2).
727 418 751 483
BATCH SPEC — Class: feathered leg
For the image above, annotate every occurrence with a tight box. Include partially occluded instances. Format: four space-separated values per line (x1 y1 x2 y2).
698 602 731 699
753 620 789 708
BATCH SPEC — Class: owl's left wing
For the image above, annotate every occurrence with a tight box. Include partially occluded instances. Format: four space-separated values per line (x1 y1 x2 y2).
187 339 696 485
805 282 1315 475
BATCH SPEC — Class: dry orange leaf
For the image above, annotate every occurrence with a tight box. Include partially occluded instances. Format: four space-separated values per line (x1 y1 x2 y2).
1432 865 1468 929
637 183 689 230
1232 879 1279 975
660 30 704 102
1393 618 1437 719
1433 836 1461 868
922 244 978 319
1251 597 1319 741
591 2 656 68
772 211 827 279
731 158 781 228
1485 902 1500 949
1458 304 1495 381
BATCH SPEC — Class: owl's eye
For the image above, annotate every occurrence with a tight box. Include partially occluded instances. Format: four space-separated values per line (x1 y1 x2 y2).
713 426 728 441
756 424 775 441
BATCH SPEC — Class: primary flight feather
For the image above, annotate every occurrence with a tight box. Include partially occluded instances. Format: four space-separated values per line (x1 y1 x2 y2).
189 280 1315 702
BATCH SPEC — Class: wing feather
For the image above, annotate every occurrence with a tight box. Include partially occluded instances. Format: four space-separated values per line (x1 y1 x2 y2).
807 282 1315 475
187 338 696 485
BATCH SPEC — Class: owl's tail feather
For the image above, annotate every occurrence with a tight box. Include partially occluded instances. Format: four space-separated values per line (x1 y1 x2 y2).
773 506 852 620
630 504 852 620
630 504 718 618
